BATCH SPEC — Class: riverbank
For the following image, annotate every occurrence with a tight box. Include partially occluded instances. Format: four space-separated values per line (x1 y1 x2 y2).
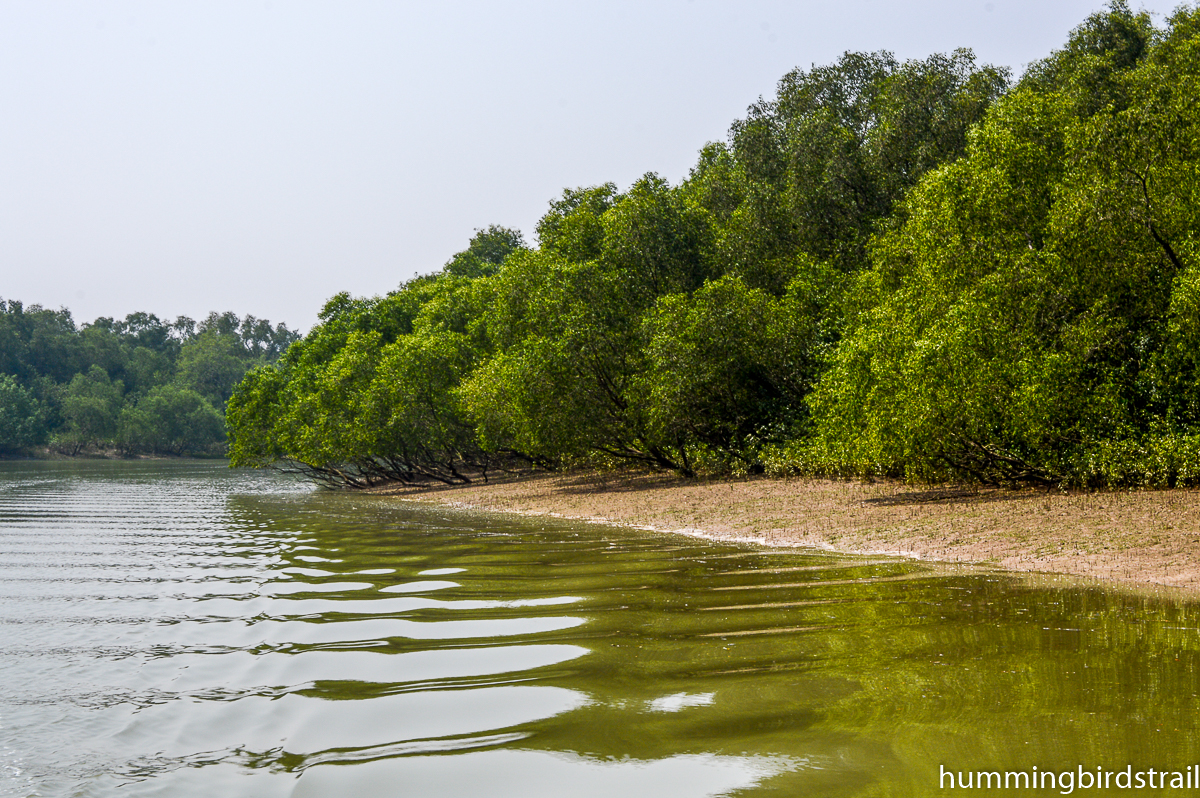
0 447 226 461
368 470 1200 593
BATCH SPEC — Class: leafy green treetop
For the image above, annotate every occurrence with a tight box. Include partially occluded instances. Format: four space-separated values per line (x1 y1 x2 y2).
444 225 526 278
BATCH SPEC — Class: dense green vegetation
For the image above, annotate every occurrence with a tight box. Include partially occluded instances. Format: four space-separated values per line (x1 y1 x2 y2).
229 3 1200 489
0 303 298 456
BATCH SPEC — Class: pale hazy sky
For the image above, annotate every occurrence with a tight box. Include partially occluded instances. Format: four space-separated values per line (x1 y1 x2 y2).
0 1 1183 331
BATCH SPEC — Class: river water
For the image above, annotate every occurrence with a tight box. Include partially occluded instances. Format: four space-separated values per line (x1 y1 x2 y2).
2 460 1200 797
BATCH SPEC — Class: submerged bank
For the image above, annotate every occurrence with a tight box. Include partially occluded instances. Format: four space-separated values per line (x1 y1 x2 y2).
368 471 1200 594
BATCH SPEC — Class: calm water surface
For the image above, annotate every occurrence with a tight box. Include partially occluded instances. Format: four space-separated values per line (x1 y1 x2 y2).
3 461 1200 797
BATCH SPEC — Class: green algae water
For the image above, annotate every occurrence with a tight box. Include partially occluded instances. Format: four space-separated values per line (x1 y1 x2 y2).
3 461 1200 797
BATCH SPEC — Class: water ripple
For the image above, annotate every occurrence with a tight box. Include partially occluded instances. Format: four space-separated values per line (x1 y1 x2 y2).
5 460 1200 797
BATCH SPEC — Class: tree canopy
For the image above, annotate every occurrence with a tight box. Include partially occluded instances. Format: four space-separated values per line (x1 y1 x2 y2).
227 3 1200 490
0 299 298 457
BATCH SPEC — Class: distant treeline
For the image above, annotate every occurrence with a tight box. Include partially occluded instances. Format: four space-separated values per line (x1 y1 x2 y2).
0 303 298 456
228 3 1200 489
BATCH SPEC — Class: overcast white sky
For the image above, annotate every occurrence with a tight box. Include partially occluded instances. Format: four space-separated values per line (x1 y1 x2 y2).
0 1 1184 331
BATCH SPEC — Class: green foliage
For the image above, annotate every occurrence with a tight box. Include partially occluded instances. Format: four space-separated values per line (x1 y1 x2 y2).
366 331 483 480
600 173 714 300
1020 0 1156 114
176 331 252 407
639 269 834 469
806 5 1200 486
535 184 619 262
0 299 81 384
228 277 494 485
0 375 48 453
444 225 526 278
224 364 290 467
461 252 687 473
226 7 1200 489
723 48 1008 275
117 385 226 456
57 366 124 454
1 298 295 457
870 50 1012 201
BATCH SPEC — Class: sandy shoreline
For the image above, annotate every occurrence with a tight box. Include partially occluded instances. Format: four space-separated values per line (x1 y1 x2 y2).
366 470 1200 595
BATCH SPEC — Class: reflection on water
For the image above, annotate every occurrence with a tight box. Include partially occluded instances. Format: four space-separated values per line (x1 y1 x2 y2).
2 460 1200 797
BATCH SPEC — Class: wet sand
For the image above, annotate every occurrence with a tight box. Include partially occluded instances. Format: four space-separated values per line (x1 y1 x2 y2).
367 470 1200 593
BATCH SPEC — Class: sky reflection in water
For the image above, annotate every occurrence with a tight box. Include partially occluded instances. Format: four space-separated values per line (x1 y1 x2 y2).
2 460 1200 797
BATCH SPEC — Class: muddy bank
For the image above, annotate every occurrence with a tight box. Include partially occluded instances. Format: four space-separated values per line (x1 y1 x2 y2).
367 470 1200 593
